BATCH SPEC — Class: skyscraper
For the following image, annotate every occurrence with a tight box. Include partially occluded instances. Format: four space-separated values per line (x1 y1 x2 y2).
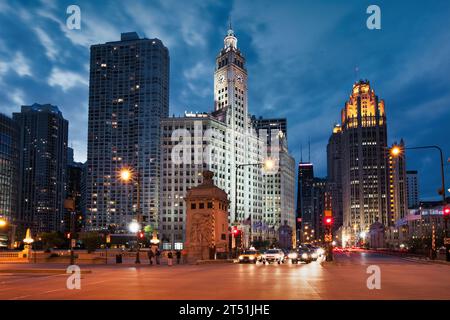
86 32 169 231
339 80 388 243
0 113 20 224
159 26 295 249
326 124 343 232
13 104 68 233
406 170 419 209
387 140 408 225
64 148 84 234
296 162 314 242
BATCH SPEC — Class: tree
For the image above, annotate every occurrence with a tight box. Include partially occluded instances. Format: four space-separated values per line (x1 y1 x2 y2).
39 232 65 251
79 232 101 253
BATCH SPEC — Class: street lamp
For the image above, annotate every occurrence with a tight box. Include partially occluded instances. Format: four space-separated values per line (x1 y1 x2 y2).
0 218 6 227
390 144 448 261
119 167 142 264
23 228 34 263
234 158 277 251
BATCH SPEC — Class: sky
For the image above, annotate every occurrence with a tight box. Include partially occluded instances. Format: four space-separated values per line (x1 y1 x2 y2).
0 0 449 200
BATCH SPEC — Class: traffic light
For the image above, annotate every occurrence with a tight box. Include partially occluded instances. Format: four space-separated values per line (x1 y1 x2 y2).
444 206 450 217
232 226 240 237
324 217 333 226
66 232 71 239
138 231 145 239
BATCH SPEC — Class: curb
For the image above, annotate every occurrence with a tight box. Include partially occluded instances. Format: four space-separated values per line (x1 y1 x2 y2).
0 269 92 274
196 259 235 265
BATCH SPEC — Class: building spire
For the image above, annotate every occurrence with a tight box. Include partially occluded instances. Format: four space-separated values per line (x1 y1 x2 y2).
224 17 237 49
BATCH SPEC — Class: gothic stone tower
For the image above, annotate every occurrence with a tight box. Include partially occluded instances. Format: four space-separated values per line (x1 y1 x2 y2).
184 171 230 263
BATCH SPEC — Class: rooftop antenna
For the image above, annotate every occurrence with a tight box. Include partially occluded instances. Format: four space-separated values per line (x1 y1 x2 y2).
300 143 303 163
308 138 311 163
354 66 360 82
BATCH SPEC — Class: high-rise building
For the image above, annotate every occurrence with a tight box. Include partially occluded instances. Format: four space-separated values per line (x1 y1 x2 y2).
13 104 68 233
0 113 20 225
326 124 344 231
296 162 314 242
387 140 408 225
406 170 419 209
86 32 169 231
64 148 84 233
339 80 388 243
159 26 295 249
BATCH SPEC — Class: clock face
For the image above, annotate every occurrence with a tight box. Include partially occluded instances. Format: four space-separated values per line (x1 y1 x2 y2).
218 75 225 83
236 74 243 83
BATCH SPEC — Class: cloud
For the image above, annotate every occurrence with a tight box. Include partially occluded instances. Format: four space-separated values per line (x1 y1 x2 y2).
47 67 88 91
33 27 59 61
0 52 32 78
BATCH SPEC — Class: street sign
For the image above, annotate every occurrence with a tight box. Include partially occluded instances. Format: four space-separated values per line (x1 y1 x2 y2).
324 210 332 217
71 239 76 248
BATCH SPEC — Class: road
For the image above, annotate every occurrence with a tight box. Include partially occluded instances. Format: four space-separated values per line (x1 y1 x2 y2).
0 251 449 300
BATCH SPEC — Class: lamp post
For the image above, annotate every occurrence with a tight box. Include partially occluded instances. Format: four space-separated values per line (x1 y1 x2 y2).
390 145 448 261
119 167 142 264
23 228 34 263
234 158 276 252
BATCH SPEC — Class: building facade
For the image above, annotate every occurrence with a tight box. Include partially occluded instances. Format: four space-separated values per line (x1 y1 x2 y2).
13 104 68 233
86 32 169 231
387 140 408 225
339 80 388 244
406 170 419 209
159 26 295 249
326 124 344 232
0 113 20 224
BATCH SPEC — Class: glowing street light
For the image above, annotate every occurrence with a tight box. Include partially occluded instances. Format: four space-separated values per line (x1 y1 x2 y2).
128 220 140 233
360 231 366 239
390 145 401 157
0 218 6 227
119 168 133 182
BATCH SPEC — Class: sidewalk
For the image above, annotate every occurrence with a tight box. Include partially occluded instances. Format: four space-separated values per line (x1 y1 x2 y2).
364 249 450 265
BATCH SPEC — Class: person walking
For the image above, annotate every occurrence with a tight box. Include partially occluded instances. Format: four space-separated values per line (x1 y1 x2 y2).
176 250 181 264
155 248 161 265
167 251 173 266
147 249 154 265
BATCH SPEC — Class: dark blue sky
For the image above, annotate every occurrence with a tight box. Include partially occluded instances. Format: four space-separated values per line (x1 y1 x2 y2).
0 0 449 200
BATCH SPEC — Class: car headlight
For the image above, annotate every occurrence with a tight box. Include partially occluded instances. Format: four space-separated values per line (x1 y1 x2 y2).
249 256 255 260
239 256 244 260
312 253 318 258
302 253 308 259
288 253 298 259
317 248 325 255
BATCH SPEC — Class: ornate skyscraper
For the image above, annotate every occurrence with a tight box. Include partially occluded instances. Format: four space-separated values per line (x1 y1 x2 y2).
340 80 388 244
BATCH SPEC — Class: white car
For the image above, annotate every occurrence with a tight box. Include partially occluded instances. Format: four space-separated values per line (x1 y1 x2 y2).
262 249 285 264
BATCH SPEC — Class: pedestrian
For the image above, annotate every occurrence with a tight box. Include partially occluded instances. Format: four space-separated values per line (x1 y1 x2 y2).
155 248 161 265
176 250 181 264
147 249 154 265
167 251 173 266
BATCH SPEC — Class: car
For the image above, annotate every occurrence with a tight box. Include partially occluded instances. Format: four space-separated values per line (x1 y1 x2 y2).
290 248 312 264
238 250 262 263
262 249 285 264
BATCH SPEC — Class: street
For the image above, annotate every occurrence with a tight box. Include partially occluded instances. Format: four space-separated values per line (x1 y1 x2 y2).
0 252 449 300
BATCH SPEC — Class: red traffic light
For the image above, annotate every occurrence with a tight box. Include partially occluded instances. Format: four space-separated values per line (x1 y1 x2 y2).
138 231 145 239
324 217 333 225
232 226 240 236
444 206 450 216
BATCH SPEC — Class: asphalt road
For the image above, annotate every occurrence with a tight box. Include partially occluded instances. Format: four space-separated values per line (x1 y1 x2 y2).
0 252 449 300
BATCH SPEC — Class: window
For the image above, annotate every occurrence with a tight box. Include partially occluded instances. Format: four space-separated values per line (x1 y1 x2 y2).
199 203 205 209
191 203 196 209
207 202 213 209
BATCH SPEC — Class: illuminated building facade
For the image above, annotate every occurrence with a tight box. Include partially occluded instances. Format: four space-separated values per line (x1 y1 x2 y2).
13 104 68 233
86 32 169 231
0 113 19 225
326 123 344 232
339 80 388 243
159 26 295 249
387 140 408 225
406 170 419 209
